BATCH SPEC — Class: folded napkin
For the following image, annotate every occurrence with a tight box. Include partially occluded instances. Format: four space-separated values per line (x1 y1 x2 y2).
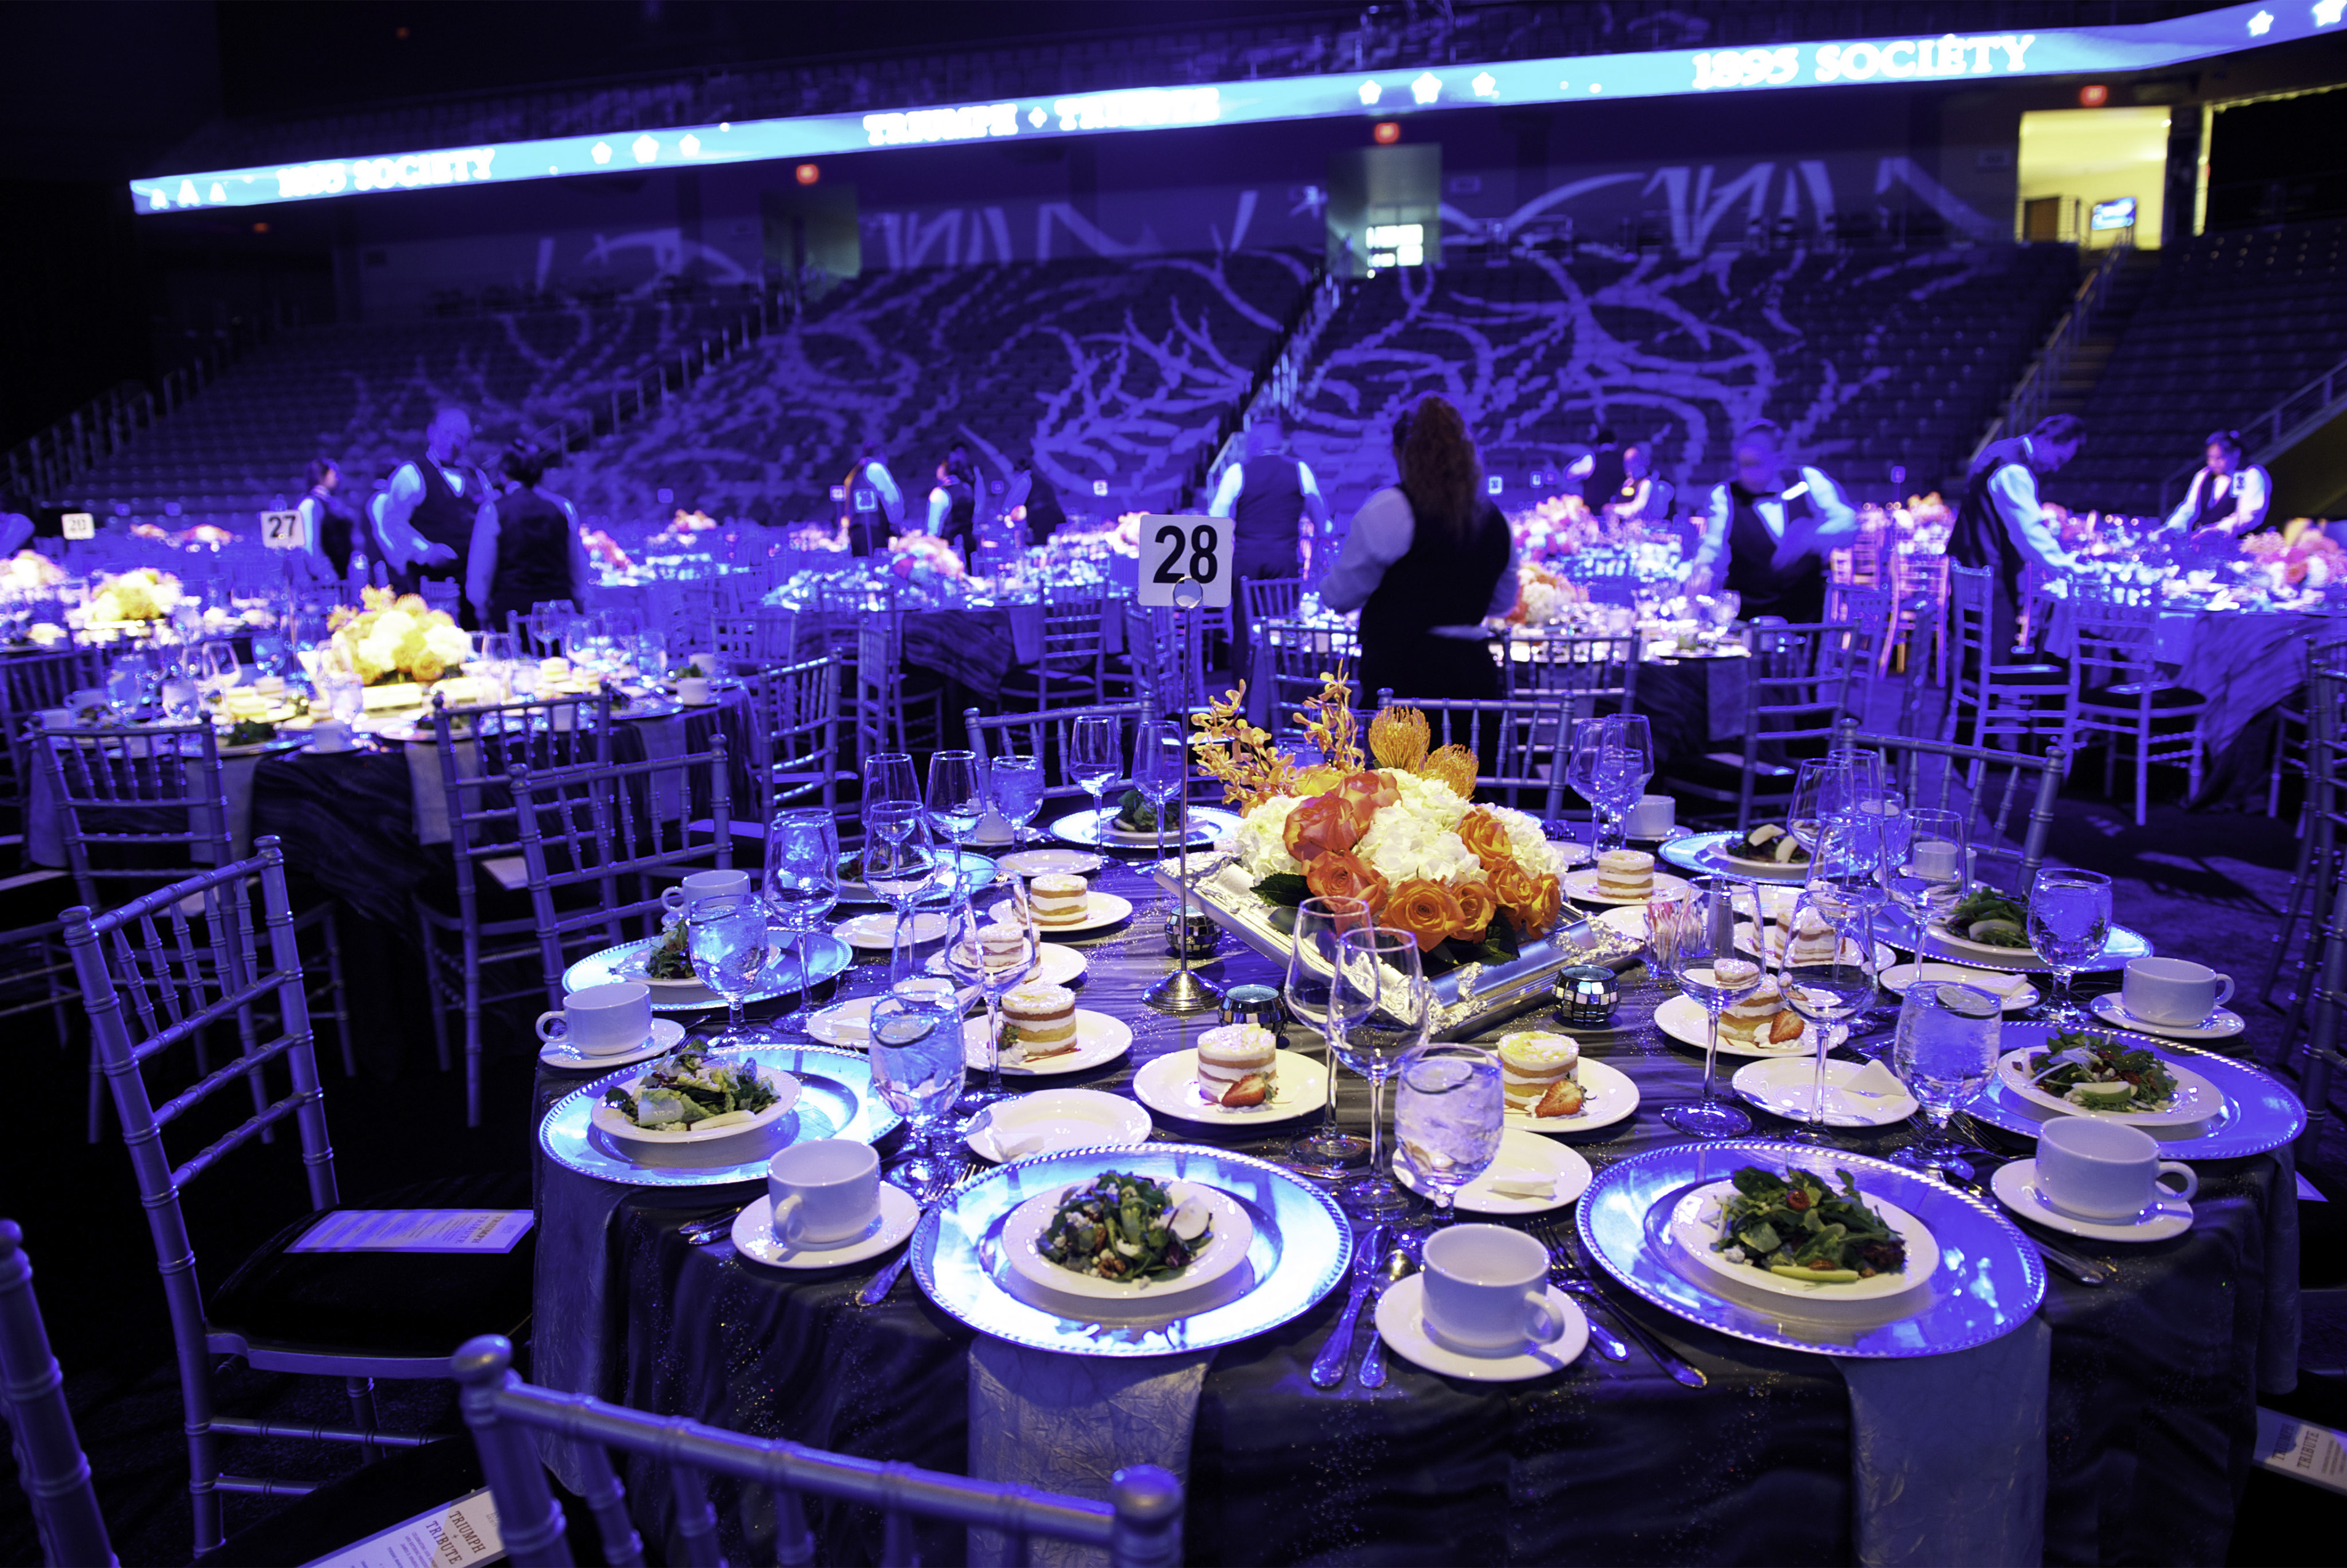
1842 1060 1909 1100
1484 1167 1556 1200
1910 962 2028 1002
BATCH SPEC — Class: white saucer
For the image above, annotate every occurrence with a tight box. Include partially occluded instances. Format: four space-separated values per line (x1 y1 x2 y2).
538 1017 686 1069
1564 868 1692 907
806 996 879 1049
1130 1048 1329 1124
1730 1056 1919 1128
2088 994 2245 1041
960 1008 1134 1075
1500 1056 1641 1134
729 1184 922 1269
964 1088 1152 1161
1372 1275 1588 1382
987 892 1134 937
1653 992 1835 1060
1882 962 2039 1013
833 911 950 949
1392 1127 1593 1214
1989 1158 2194 1242
995 848 1106 878
926 941 1088 991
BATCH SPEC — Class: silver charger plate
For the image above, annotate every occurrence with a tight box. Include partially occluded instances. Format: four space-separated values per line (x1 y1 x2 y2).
1048 807 1241 851
1874 909 2152 973
1956 1022 2306 1159
836 849 1000 905
565 932 853 1012
911 1144 1352 1356
1658 830 1810 883
1576 1139 2044 1358
539 1043 901 1189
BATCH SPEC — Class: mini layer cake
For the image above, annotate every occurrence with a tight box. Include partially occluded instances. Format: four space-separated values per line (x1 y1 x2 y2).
1001 981 1080 1060
978 922 1030 972
1595 850 1654 900
1197 1023 1278 1107
1782 911 1840 967
1720 980 1803 1048
1498 1031 1584 1118
1028 873 1090 929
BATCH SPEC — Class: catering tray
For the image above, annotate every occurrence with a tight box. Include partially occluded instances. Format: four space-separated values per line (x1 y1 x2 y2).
910 1144 1352 1356
1955 1023 2306 1160
539 1043 900 1189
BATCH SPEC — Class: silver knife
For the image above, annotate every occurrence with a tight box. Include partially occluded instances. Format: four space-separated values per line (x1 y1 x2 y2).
1309 1224 1388 1389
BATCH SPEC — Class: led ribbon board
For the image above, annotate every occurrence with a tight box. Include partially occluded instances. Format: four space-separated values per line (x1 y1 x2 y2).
130 1 2338 214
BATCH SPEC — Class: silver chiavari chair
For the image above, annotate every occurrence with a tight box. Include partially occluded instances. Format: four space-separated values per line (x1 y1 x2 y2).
1497 626 1639 719
0 1219 116 1568
965 700 1148 812
1834 719 2066 898
2262 663 2347 1035
1668 620 1859 828
453 1334 1184 1568
1371 689 1570 817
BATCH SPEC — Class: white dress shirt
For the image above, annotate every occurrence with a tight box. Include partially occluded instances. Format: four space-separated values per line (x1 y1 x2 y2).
2164 465 2271 536
1320 486 1519 633
1687 466 1858 576
847 461 905 525
1982 447 2076 573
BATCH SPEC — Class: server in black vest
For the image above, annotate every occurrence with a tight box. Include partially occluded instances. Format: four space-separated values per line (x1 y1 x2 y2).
1322 395 1517 705
836 447 904 556
295 459 366 584
1004 456 1065 547
924 452 979 558
1949 413 2084 662
1604 439 1677 525
377 407 487 625
1684 420 1856 622
2164 429 2273 539
467 439 590 634
1569 427 1626 511
1209 411 1331 679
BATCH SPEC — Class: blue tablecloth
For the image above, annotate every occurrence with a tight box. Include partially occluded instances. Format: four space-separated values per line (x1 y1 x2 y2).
2043 602 2335 756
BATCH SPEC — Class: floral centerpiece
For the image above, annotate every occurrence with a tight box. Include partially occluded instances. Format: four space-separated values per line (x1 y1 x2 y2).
886 531 967 580
327 587 470 686
88 568 183 623
1506 561 1591 626
1 550 64 591
1196 671 1569 972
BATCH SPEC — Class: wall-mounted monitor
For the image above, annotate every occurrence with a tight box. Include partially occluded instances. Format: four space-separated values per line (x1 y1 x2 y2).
2090 196 2139 230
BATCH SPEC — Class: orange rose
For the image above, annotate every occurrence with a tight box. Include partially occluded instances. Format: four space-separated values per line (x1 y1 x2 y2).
1451 878 1497 941
1304 849 1388 917
1455 809 1514 870
1335 769 1399 817
1282 791 1366 865
1486 860 1540 921
1385 877 1466 952
1507 873 1563 939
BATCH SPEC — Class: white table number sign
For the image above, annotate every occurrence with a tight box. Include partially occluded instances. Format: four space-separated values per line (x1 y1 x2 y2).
1134 515 1233 611
260 509 306 550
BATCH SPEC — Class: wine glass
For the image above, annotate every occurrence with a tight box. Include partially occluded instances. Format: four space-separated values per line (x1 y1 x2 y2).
1394 1042 1503 1228
762 807 840 1026
1661 875 1762 1138
2028 868 2112 1022
864 800 936 959
987 753 1044 848
1562 719 1604 856
197 640 240 705
869 980 967 1197
1068 713 1121 842
1786 753 1886 857
1885 806 1967 947
1130 718 1184 861
1888 980 2002 1180
686 891 774 1047
1329 926 1431 1219
1281 894 1373 1176
1775 887 1878 1145
946 890 1037 1112
476 631 517 703
924 749 984 905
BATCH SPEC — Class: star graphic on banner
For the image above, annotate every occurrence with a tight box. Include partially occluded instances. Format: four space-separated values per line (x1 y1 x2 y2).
1472 72 1497 98
590 141 613 165
1412 72 1443 104
1029 106 1047 127
2247 9 2274 32
2315 0 2344 26
1358 80 1381 105
678 133 700 156
632 135 660 164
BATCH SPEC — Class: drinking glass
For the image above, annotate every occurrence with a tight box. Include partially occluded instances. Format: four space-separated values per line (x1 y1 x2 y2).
987 753 1045 847
2028 868 2112 1022
1130 719 1184 849
869 980 967 1196
1562 720 1603 854
762 807 840 1026
1281 894 1373 1175
924 749 984 905
1775 887 1878 1144
864 800 936 957
1661 875 1762 1138
159 666 200 723
1329 926 1431 1219
476 631 518 703
1393 1043 1503 1225
1885 806 1968 943
1888 980 2002 1179
1069 713 1122 841
106 652 151 719
1787 753 1886 856
686 891 774 1046
197 640 241 704
946 891 1037 1112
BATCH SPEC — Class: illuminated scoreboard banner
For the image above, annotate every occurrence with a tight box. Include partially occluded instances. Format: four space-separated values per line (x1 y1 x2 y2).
131 0 2338 214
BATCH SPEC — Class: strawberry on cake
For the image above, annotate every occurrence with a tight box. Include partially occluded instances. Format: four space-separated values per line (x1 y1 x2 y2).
1497 1031 1585 1119
1196 1023 1277 1107
1720 981 1804 1048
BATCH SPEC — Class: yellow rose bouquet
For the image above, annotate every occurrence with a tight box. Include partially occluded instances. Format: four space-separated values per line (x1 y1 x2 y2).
326 587 471 686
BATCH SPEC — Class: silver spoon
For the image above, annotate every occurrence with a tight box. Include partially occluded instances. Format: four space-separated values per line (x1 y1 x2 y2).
1356 1248 1414 1389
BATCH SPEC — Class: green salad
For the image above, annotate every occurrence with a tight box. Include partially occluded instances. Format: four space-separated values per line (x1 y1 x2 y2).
643 921 693 980
2026 1031 2180 1112
1114 789 1158 833
1037 1172 1210 1283
1727 823 1808 865
224 719 277 748
1939 889 2032 949
1711 1166 1907 1283
602 1048 780 1131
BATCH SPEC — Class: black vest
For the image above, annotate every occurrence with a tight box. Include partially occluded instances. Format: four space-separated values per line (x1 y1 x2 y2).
1581 445 1626 507
2190 467 2272 534
1359 495 1511 646
486 488 575 624
941 477 976 543
406 454 485 571
840 458 890 556
1950 441 2032 605
1022 471 1065 542
1232 455 1306 549
1716 477 1825 620
307 486 363 577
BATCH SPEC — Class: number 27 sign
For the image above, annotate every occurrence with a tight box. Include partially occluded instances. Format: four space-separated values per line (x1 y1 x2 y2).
1133 515 1234 610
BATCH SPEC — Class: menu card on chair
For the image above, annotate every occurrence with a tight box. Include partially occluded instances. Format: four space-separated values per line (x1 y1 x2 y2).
289 1210 534 1254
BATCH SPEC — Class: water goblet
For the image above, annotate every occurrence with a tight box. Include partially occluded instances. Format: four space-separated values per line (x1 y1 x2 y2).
1775 887 1878 1145
924 749 984 905
946 892 1037 1112
762 807 840 1026
1329 926 1431 1219
1885 806 1967 946
1394 1043 1504 1229
686 891 775 1047
1280 893 1373 1176
869 981 968 1197
1069 713 1121 842
987 753 1044 847
1660 875 1762 1138
1888 980 2002 1181
2028 868 2112 1023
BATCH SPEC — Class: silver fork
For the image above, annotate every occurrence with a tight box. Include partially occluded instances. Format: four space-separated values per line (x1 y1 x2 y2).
1536 1230 1627 1361
1543 1229 1707 1388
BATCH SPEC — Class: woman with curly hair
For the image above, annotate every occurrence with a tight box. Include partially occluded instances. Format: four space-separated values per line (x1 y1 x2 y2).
1321 394 1518 703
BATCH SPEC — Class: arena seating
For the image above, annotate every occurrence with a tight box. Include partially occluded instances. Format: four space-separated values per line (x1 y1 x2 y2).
2060 217 2347 515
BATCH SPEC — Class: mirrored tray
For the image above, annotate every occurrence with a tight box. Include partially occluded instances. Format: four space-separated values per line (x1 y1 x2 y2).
1875 909 2151 973
1048 806 1241 851
911 1144 1352 1357
539 1043 900 1189
1576 1139 2044 1359
1658 830 1811 883
1956 1023 2306 1160
565 932 852 1012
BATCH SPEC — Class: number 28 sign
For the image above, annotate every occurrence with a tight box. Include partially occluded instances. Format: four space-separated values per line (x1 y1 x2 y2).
1132 515 1234 610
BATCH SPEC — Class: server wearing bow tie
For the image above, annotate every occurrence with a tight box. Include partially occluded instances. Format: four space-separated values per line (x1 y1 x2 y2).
1683 420 1856 622
2166 429 2273 539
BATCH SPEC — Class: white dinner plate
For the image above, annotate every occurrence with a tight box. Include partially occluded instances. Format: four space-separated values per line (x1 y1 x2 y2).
1501 1056 1641 1134
1669 1178 1938 1312
1001 1179 1254 1301
1049 807 1240 850
588 1066 803 1146
1924 925 2044 965
1881 962 2040 1013
1993 1043 2223 1130
963 1089 1153 1162
611 942 785 990
925 941 1088 991
1373 1276 1588 1382
1393 1127 1593 1215
986 892 1133 936
1730 1056 1919 1128
1653 992 1835 1060
995 847 1106 878
960 1008 1133 1075
730 1184 923 1269
833 911 951 949
2086 994 2245 1041
1564 868 1693 908
1987 1158 2194 1243
1130 1048 1329 1125
539 1017 686 1070
614 699 684 720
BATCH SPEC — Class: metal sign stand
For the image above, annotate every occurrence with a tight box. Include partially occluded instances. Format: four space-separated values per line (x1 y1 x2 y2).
1144 580 1224 1016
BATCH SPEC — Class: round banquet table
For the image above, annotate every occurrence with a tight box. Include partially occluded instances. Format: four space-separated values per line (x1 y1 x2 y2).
529 853 2299 1568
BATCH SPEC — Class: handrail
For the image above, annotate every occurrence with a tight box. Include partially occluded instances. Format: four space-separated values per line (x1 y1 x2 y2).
1184 263 1344 507
1965 244 2132 471
2159 351 2347 510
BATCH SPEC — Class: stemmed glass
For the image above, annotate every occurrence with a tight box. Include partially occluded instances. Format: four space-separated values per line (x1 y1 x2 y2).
988 753 1044 848
762 807 840 1027
476 632 518 704
1394 1042 1503 1230
1329 926 1431 1219
924 749 984 906
1068 714 1122 842
686 891 774 1047
1660 875 1762 1138
947 890 1037 1112
869 980 967 1197
1280 894 1373 1177
1775 887 1878 1145
1888 980 2002 1180
1564 715 1653 853
1884 806 1968 947
2027 868 2112 1022
865 753 936 955
197 640 241 706
1787 753 1885 860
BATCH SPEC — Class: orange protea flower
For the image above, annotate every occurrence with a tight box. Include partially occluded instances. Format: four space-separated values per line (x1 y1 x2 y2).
1369 705 1430 773
1421 743 1478 799
1305 849 1388 916
1385 878 1466 952
1451 879 1498 941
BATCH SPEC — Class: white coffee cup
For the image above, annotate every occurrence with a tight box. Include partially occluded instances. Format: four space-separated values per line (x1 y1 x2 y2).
663 868 751 916
65 688 108 719
676 675 711 705
536 981 653 1056
768 1139 882 1248
2035 1116 2198 1222
307 719 351 754
1420 1224 1564 1355
1625 794 1675 838
2121 956 2232 1027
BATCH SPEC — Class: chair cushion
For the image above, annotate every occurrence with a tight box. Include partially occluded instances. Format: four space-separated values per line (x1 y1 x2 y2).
208 1174 535 1360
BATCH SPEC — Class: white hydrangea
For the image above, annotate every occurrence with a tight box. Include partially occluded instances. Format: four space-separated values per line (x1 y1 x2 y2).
1383 767 1469 831
422 624 471 664
1229 794 1305 879
1355 813 1484 884
1493 805 1558 874
374 609 416 643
